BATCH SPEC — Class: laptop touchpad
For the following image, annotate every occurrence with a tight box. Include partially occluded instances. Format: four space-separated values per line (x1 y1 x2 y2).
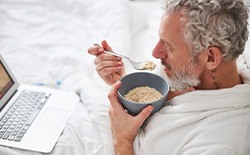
37 108 70 129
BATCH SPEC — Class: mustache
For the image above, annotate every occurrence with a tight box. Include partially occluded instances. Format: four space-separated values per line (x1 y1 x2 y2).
161 60 172 70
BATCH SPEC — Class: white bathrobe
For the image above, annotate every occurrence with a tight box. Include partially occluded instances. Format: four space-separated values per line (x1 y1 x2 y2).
134 59 250 155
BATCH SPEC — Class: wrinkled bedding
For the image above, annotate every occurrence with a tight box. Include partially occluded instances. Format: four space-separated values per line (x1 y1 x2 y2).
0 0 162 154
0 0 250 154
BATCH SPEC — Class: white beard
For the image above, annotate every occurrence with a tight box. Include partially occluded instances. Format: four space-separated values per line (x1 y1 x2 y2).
161 62 201 91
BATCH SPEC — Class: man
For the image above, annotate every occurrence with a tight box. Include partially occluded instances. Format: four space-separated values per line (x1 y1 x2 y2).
88 0 250 154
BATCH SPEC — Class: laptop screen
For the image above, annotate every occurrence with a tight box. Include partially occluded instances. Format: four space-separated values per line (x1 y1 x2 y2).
0 62 14 100
0 61 14 104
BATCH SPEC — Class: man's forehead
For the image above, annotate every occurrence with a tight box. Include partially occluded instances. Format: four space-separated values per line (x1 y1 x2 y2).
161 12 185 28
159 12 185 43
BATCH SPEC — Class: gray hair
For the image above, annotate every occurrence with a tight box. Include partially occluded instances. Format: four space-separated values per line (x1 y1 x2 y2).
164 0 249 62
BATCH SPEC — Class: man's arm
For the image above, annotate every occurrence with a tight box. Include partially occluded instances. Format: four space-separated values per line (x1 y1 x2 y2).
114 139 134 155
108 81 153 155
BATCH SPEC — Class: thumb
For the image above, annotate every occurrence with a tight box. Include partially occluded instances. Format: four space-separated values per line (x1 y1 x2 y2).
101 40 113 51
135 105 154 127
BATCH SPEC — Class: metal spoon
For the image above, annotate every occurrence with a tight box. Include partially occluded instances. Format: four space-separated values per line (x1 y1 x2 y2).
94 44 156 70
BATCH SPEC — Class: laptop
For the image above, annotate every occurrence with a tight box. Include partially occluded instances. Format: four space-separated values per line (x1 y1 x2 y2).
0 55 79 153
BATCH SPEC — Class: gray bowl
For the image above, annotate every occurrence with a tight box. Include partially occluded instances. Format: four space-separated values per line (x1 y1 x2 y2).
118 72 169 116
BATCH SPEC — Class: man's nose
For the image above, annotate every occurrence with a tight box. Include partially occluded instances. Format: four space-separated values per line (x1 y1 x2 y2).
152 42 167 59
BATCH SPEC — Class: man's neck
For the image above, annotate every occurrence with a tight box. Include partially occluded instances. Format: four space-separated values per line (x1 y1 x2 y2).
197 60 243 90
166 61 243 101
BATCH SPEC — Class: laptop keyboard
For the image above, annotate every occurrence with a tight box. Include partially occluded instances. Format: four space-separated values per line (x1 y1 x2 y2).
0 90 50 142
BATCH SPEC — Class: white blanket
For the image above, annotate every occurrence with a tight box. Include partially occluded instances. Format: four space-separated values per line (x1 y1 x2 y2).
134 61 250 155
0 0 132 154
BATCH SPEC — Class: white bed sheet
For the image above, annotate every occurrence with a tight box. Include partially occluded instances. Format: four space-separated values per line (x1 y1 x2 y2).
0 0 134 154
0 0 250 155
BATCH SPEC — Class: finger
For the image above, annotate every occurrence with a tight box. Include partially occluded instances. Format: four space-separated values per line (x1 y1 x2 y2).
108 81 124 110
102 40 113 51
94 53 122 65
135 105 154 127
97 66 123 79
88 45 103 56
96 60 123 72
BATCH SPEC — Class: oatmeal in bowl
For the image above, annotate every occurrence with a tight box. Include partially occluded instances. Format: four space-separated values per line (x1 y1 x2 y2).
124 86 163 103
118 72 169 116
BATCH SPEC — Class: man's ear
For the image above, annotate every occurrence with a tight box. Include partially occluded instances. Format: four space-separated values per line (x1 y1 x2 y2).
205 46 222 70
